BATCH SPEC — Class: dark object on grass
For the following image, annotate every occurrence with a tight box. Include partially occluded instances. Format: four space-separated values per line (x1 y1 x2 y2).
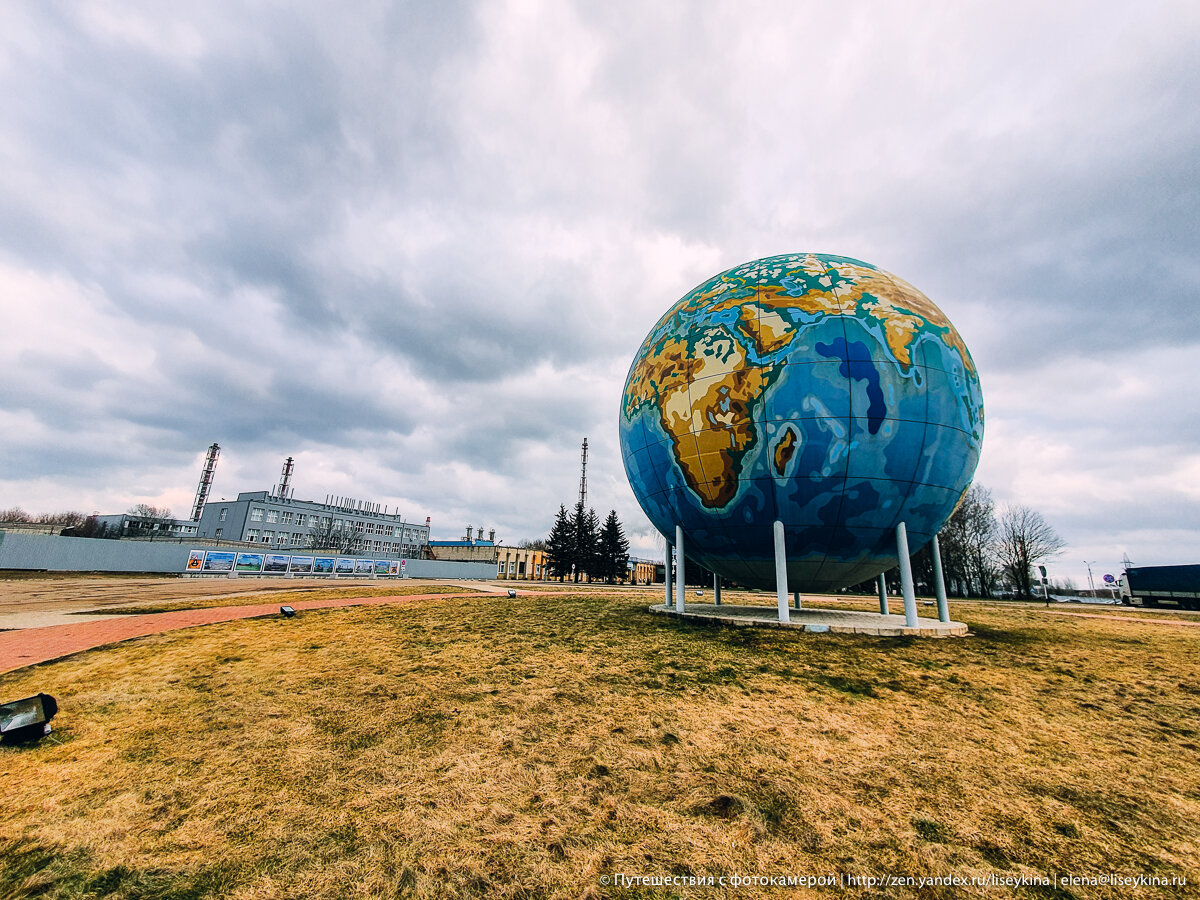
280 605 297 618
507 590 516 599
0 693 57 745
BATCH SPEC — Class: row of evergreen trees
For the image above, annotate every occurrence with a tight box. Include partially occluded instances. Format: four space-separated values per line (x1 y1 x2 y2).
545 501 630 583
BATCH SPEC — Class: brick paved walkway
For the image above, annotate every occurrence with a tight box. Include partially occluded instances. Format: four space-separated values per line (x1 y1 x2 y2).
0 592 484 675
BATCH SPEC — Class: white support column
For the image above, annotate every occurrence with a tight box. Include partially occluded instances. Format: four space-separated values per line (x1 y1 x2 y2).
713 573 722 605
877 573 889 615
774 520 790 624
664 539 673 606
931 533 950 623
793 590 802 610
675 525 686 612
896 521 918 627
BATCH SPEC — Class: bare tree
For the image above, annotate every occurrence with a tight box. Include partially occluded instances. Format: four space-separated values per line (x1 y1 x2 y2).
128 503 173 520
996 505 1066 600
66 515 116 539
35 511 87 527
938 484 1000 597
307 517 365 554
0 507 32 523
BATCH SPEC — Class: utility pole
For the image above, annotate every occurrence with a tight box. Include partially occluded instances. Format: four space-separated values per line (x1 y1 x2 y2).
1084 560 1097 598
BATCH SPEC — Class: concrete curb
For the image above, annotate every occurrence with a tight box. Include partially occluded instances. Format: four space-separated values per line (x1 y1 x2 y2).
649 603 970 637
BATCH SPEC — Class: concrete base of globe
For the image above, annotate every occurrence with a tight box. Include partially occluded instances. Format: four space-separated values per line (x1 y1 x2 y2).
649 603 968 637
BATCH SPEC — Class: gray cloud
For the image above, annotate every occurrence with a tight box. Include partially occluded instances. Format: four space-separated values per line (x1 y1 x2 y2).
1 1 1198 586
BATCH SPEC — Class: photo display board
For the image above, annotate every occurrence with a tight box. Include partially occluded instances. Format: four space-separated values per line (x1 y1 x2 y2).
235 552 264 573
202 551 236 572
185 551 400 576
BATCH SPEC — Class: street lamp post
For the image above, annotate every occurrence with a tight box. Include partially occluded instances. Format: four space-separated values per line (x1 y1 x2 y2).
1084 560 1097 598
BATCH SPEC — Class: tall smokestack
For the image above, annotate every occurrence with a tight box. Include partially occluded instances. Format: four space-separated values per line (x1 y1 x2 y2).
190 443 220 522
277 457 294 499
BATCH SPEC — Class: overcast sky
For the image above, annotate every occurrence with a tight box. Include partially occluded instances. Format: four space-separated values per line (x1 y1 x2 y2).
1 1 1197 589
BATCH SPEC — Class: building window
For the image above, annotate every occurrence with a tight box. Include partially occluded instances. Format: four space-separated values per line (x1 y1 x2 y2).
499 562 506 574
295 514 306 527
262 531 274 543
247 529 259 541
366 522 375 534
250 508 264 522
219 508 227 522
281 512 293 525
265 510 278 524
215 528 223 539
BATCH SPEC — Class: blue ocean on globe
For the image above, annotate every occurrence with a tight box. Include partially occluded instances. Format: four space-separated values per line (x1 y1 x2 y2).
619 253 984 592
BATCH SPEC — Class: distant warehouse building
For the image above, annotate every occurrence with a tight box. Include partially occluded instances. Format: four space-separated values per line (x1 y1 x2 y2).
91 513 199 539
429 526 550 581
196 491 430 556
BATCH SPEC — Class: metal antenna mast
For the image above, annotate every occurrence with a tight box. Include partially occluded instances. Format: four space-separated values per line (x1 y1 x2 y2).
578 438 588 507
190 443 221 522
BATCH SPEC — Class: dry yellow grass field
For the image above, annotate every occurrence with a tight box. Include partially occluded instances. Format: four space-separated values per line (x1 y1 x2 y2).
1 586 1197 899
71 583 471 616
0 575 467 620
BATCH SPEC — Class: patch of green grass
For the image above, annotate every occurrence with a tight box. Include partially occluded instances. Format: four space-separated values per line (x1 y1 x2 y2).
0 838 241 900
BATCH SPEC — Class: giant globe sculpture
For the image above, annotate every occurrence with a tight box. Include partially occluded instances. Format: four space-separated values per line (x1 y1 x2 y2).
619 252 983 594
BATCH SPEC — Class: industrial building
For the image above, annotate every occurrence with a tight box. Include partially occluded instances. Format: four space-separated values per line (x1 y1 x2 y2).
91 513 199 539
196 491 430 556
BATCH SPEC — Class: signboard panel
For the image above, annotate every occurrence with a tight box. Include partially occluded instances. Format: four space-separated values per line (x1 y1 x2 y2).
202 551 236 573
374 559 390 575
335 558 354 575
263 554 290 574
235 552 264 573
354 559 374 575
289 556 314 574
313 557 334 574
186 550 205 571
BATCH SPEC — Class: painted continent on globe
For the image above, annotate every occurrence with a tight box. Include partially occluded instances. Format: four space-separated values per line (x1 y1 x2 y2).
619 253 984 592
